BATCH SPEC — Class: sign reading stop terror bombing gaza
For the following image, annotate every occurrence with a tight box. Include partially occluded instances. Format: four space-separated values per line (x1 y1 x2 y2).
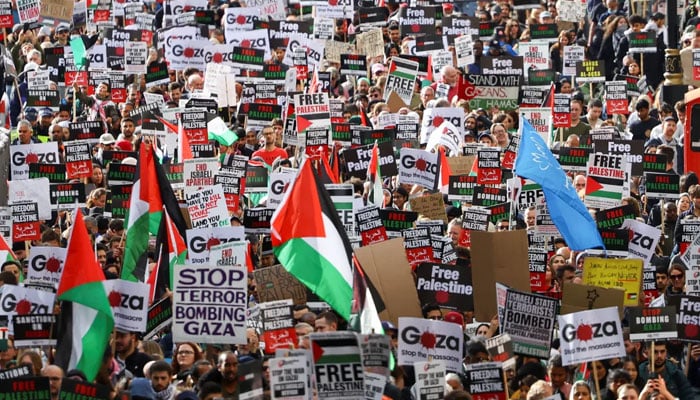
173 264 248 344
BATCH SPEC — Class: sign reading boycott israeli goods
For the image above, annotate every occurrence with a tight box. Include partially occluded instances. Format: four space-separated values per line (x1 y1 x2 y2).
557 307 625 366
310 331 364 400
398 148 438 189
397 317 463 372
10 142 60 181
26 246 66 291
103 279 149 333
465 362 507 400
294 93 330 134
584 153 627 210
270 356 312 400
185 185 231 229
384 57 419 106
415 262 473 311
173 264 248 344
583 257 643 307
668 295 700 342
413 361 445 400
260 300 297 354
502 287 557 358
627 306 677 341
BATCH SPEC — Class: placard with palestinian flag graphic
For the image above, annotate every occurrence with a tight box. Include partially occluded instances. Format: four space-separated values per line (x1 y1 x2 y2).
384 57 419 106
584 153 627 210
310 332 364 400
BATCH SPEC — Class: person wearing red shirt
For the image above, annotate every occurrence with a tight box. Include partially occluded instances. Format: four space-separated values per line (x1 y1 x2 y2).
251 126 288 166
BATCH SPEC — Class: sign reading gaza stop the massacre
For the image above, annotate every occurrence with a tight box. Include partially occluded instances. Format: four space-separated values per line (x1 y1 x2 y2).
398 317 463 372
173 264 248 344
557 306 626 366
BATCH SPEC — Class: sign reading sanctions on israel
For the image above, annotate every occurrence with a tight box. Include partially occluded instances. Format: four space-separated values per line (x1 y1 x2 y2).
173 264 248 344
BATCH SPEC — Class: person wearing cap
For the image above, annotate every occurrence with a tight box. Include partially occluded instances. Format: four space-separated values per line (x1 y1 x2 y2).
53 24 70 47
370 63 387 84
10 22 43 74
489 4 503 25
382 321 398 348
36 108 54 138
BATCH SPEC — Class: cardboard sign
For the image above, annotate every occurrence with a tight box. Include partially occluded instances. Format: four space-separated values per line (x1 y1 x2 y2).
103 279 149 333
415 262 473 311
583 258 643 307
173 264 248 344
558 307 626 366
471 230 531 321
354 239 423 325
501 287 557 358
310 332 364 400
254 265 308 305
627 306 678 341
397 317 463 372
409 193 448 223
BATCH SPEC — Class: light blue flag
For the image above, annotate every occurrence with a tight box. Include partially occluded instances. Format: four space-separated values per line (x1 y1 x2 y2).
514 117 604 251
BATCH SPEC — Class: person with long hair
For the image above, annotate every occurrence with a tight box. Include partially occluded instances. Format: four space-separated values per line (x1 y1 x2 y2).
550 31 570 74
171 342 203 381
597 16 629 80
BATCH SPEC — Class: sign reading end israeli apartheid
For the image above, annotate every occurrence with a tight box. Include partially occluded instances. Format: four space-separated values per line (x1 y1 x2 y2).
173 264 248 344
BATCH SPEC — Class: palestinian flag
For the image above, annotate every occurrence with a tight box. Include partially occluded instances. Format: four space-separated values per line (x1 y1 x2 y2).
437 147 452 194
271 159 355 319
0 236 23 283
585 175 623 200
122 142 187 282
388 57 418 80
367 141 384 208
55 209 113 381
177 116 194 162
208 116 238 146
148 209 187 303
348 256 383 335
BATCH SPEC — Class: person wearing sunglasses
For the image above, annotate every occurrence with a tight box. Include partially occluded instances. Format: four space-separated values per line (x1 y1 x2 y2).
650 263 686 307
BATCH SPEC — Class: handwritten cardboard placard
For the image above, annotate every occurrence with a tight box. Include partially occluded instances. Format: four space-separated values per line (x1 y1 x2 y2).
409 192 448 223
582 257 643 307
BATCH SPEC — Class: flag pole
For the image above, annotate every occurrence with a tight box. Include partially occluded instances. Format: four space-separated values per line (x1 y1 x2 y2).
592 361 602 400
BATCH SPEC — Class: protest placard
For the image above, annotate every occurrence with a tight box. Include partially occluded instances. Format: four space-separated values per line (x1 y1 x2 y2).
185 226 245 265
668 295 700 342
0 377 49 398
585 153 627 210
398 148 438 189
465 362 507 400
628 306 677 341
26 246 66 291
260 300 297 354
269 356 312 400
10 143 61 181
103 279 150 333
583 258 643 306
397 317 463 372
415 262 473 311
558 307 626 366
254 265 308 305
359 334 391 378
173 264 248 344
310 332 364 400
414 361 445 400
501 287 557 358
13 315 56 347
144 297 172 340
